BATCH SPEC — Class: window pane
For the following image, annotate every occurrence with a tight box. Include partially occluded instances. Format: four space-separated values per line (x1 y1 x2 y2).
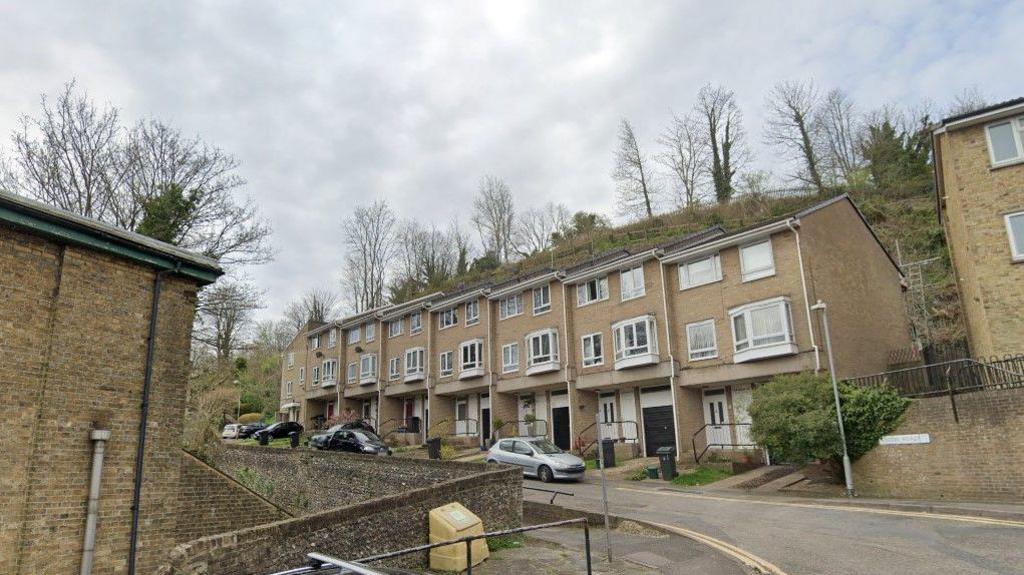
733 314 747 349
1009 213 1024 256
741 241 773 275
750 305 783 338
989 122 1020 163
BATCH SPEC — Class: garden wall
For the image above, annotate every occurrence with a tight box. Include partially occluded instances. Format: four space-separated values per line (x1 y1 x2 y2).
854 387 1024 502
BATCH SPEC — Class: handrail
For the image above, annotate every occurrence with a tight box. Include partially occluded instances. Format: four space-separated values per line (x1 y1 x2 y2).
846 355 1024 401
494 418 549 438
426 417 480 438
524 485 575 505
573 420 640 457
377 417 421 440
690 422 755 464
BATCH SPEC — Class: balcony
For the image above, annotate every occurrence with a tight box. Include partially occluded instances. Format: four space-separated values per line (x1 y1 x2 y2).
359 373 377 386
404 371 425 383
526 359 560 376
734 342 798 364
321 377 337 388
614 351 659 370
458 366 485 380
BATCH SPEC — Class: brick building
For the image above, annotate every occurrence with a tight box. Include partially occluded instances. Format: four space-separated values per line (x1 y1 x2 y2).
282 195 913 462
932 98 1024 356
0 191 222 573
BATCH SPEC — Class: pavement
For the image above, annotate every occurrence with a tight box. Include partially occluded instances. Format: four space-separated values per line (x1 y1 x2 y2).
523 476 1024 575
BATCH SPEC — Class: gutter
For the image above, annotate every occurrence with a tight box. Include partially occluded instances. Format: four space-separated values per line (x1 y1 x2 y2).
562 249 661 285
787 220 821 373
660 220 794 265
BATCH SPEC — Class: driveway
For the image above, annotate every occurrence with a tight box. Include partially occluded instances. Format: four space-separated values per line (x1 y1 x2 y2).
523 478 1024 575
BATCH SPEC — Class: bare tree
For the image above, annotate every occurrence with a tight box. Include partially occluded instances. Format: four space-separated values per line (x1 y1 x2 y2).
471 175 516 263
193 279 264 363
253 319 295 353
815 88 863 184
657 112 710 208
947 86 988 117
694 84 748 203
342 199 396 313
764 80 826 192
449 217 473 276
514 202 571 257
613 118 659 219
284 287 341 331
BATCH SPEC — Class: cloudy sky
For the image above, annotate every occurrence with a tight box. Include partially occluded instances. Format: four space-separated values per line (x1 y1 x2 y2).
1 0 1020 320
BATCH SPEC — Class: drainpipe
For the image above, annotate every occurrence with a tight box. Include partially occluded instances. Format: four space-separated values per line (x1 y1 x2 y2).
80 429 110 575
484 297 494 443
426 310 433 442
561 282 574 446
127 266 172 575
787 220 821 373
657 258 681 459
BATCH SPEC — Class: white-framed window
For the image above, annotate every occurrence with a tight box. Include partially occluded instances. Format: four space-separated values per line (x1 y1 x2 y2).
439 308 458 329
1005 211 1024 262
526 329 559 366
739 239 775 282
311 365 320 385
286 381 293 396
612 315 658 363
310 334 320 350
576 277 609 306
502 342 519 373
686 319 718 361
533 285 551 314
679 254 722 290
499 293 523 319
405 347 425 376
730 297 796 362
346 362 357 383
287 352 295 367
388 319 403 338
322 359 337 381
986 116 1024 166
439 351 454 377
465 300 480 325
359 354 377 379
581 333 604 367
410 311 423 334
298 367 305 384
388 357 401 380
460 339 484 370
619 266 646 301
364 322 376 342
327 328 337 348
347 327 360 345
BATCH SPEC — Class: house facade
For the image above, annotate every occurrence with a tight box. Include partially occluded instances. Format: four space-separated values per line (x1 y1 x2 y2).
932 98 1024 357
281 195 913 462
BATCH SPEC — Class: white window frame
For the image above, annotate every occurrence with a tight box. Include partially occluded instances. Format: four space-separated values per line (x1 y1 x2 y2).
729 297 797 363
439 308 458 330
499 293 524 320
388 319 403 338
311 365 320 386
581 332 604 367
359 353 377 383
410 311 423 334
404 347 425 381
619 265 646 301
502 342 519 373
611 315 659 370
310 334 320 350
459 339 485 379
985 116 1024 167
686 319 718 361
322 359 337 384
388 357 401 381
679 253 722 290
465 300 480 325
532 285 551 315
328 328 337 348
347 327 360 345
286 381 293 397
739 239 776 282
1005 211 1024 262
364 322 376 342
525 329 559 375
439 351 454 377
287 352 295 367
576 277 609 307
298 367 305 384
346 362 357 383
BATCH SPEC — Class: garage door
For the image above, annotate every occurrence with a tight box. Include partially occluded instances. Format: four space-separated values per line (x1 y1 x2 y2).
642 406 676 456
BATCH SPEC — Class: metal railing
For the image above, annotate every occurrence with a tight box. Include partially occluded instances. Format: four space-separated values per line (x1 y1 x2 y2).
377 417 423 441
573 420 640 458
690 423 758 464
493 419 549 439
266 519 594 575
524 485 575 505
426 417 480 439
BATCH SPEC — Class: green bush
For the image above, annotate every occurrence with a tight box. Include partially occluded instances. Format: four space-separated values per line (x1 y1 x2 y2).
748 372 908 466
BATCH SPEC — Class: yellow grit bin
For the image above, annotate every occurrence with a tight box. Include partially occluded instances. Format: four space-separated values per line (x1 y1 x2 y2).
428 502 489 571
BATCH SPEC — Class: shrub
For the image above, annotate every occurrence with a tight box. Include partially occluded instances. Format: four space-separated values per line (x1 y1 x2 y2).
439 444 458 460
237 412 263 424
629 468 648 481
748 372 908 467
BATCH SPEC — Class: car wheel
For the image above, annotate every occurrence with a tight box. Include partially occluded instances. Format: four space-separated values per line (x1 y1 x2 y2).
486 459 497 464
538 465 554 483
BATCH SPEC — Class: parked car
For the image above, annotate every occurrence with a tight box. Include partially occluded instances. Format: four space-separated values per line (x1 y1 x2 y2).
310 426 390 455
237 422 267 439
221 424 241 439
252 421 303 441
486 437 585 482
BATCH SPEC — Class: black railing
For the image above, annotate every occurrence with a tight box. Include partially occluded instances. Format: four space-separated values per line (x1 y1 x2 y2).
846 356 1024 399
690 423 758 464
426 418 481 440
494 419 549 439
573 420 640 457
524 485 575 504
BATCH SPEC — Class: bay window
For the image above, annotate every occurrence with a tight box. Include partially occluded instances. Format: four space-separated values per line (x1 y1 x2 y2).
359 353 377 384
577 277 609 306
739 240 775 282
729 297 797 363
404 347 425 381
459 339 484 379
619 266 645 301
525 329 559 375
612 315 659 369
686 319 718 361
679 254 722 289
322 360 337 385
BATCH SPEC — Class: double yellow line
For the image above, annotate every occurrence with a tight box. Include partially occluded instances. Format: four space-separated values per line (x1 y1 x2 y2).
645 520 788 575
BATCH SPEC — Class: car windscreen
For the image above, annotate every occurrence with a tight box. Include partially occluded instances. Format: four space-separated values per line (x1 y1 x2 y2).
326 425 345 434
353 430 382 443
528 439 562 454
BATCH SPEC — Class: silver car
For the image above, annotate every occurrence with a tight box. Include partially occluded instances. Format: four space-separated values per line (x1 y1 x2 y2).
486 437 585 482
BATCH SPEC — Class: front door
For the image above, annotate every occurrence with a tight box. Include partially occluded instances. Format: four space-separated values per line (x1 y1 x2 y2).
481 394 491 441
326 402 335 421
703 389 731 447
455 398 469 435
599 394 617 440
552 407 571 449
404 399 415 427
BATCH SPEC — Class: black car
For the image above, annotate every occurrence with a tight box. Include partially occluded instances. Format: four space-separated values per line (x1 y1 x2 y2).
310 426 390 455
237 422 267 439
253 421 303 441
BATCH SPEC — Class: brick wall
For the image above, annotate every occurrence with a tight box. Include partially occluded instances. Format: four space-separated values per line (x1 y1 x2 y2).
853 388 1024 502
162 455 521 574
176 451 289 542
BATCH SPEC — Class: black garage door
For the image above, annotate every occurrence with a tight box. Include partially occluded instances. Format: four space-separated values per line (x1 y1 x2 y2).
642 406 676 456
552 406 571 450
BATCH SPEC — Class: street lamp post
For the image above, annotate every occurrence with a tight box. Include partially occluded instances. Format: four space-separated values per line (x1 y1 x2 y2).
810 300 855 497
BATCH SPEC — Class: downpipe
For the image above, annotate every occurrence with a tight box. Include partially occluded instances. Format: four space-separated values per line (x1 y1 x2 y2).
80 429 111 575
787 220 821 373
